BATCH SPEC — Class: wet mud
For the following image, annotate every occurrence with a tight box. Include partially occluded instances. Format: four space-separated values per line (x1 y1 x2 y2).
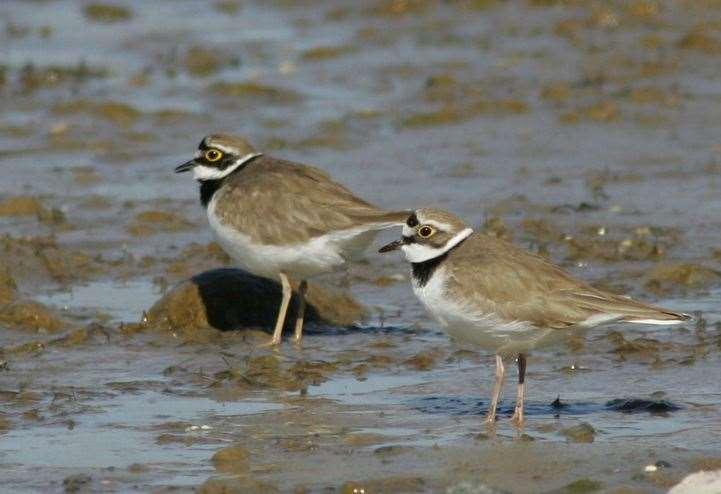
1 0 721 492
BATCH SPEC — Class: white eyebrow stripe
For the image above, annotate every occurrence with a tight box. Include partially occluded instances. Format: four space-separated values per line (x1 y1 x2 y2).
422 220 454 231
403 220 468 237
208 143 237 154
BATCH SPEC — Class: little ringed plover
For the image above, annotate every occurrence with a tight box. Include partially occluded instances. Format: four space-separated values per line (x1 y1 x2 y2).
176 134 408 345
380 208 691 426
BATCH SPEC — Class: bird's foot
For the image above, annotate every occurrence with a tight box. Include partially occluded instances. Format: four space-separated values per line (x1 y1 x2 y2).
483 414 497 427
510 409 524 428
259 336 282 348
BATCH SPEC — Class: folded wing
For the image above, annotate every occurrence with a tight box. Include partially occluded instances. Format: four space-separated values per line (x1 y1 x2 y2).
215 157 409 245
445 235 691 329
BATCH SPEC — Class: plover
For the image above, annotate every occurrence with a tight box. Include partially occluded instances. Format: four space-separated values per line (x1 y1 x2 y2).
175 134 408 345
379 208 690 426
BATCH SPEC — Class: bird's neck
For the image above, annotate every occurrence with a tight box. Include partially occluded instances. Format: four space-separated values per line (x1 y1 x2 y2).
410 233 470 287
411 252 449 288
199 179 224 208
197 154 262 208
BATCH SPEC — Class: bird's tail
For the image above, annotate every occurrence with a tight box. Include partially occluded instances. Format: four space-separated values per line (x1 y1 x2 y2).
624 310 692 326
613 295 691 325
571 291 692 326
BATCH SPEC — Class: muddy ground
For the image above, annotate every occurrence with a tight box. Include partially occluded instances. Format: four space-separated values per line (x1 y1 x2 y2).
1 0 721 492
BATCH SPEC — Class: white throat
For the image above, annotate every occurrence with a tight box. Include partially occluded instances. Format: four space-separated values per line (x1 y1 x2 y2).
401 227 473 263
193 152 262 181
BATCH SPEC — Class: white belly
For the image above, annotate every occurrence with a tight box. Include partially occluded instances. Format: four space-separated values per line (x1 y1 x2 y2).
207 197 377 280
411 267 558 353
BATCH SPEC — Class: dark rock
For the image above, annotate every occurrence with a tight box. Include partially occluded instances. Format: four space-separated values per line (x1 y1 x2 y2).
144 268 365 335
605 398 681 414
551 396 568 409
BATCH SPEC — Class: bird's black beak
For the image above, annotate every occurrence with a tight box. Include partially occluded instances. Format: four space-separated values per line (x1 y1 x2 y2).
378 239 402 253
379 234 415 253
174 159 197 173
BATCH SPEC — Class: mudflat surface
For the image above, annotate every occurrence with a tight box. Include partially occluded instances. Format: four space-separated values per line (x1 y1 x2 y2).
1 1 721 492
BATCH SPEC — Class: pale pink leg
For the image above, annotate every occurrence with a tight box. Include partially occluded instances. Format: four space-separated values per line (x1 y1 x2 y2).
484 354 505 425
292 280 308 344
264 272 292 346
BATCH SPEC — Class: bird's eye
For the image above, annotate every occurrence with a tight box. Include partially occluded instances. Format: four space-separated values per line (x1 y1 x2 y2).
418 225 435 238
205 149 223 162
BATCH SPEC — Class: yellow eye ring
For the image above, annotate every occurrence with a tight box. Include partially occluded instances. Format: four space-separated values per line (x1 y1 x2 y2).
205 149 223 162
418 225 435 238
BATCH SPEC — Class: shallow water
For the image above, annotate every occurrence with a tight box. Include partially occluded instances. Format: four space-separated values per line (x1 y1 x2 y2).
36 280 161 322
2 0 721 492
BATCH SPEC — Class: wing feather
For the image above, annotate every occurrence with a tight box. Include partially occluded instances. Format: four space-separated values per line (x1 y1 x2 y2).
444 235 689 329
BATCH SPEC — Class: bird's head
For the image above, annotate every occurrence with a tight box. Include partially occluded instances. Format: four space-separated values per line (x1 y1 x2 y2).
379 208 473 263
175 134 262 181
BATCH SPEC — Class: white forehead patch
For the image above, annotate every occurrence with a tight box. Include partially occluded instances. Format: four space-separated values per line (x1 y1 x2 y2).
192 152 262 181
